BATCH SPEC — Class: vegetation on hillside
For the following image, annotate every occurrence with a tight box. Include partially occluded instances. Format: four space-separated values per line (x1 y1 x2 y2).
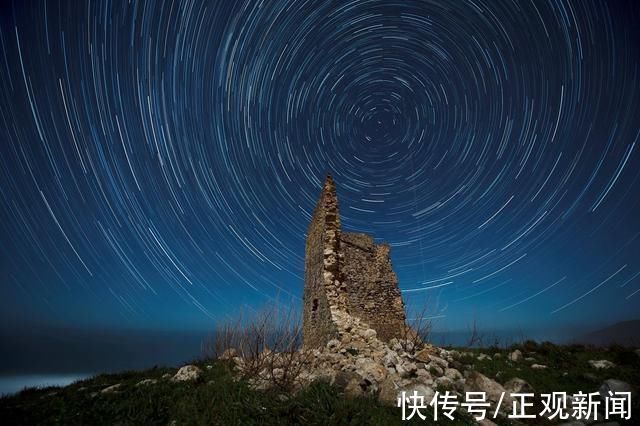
1 342 638 425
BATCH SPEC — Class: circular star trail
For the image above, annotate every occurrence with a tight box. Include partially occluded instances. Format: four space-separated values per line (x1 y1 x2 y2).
0 0 639 332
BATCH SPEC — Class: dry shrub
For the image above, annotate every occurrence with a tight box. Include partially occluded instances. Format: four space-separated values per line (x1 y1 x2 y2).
205 300 310 392
401 299 435 352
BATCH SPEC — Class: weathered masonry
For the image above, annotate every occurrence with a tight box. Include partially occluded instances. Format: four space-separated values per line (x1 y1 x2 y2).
302 175 409 348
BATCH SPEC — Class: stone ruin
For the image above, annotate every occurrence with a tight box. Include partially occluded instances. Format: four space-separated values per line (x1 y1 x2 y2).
225 176 545 423
302 175 409 348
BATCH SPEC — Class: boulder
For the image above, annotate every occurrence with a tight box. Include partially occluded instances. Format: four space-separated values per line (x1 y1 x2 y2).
414 348 432 363
100 384 121 394
426 363 444 376
415 369 433 384
219 348 237 360
429 355 449 368
588 360 616 369
477 353 491 361
382 350 399 367
504 378 533 393
531 364 548 369
398 381 435 404
355 358 387 383
344 377 367 397
464 371 513 414
444 368 463 381
171 365 203 382
598 379 634 401
434 376 454 390
509 349 522 362
378 376 400 405
362 329 377 340
332 370 360 390
413 345 444 364
326 339 341 350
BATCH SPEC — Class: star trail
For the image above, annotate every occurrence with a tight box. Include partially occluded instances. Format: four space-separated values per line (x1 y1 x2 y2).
0 0 639 337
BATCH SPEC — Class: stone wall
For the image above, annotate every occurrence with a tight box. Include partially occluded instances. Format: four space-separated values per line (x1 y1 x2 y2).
303 176 408 348
302 176 341 348
340 233 408 342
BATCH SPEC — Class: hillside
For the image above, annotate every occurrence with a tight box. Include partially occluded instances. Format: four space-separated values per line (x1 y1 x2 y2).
577 320 640 347
1 342 638 425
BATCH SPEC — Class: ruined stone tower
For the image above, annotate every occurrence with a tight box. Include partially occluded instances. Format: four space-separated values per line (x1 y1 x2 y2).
302 175 409 348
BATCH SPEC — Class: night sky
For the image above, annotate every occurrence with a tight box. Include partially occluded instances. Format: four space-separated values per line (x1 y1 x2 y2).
1 0 639 353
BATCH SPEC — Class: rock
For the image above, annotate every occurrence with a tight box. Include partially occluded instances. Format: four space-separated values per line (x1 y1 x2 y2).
389 338 402 352
415 369 433 384
588 360 616 369
398 381 435 405
493 353 502 358
414 347 439 363
453 379 466 392
356 358 387 383
362 329 377 340
509 349 522 362
326 339 341 350
428 355 449 369
531 364 547 369
332 370 360 390
403 362 418 376
444 368 463 381
344 377 366 397
171 365 203 382
403 341 415 353
426 363 444 376
435 376 454 390
504 378 533 393
477 353 491 361
382 351 399 367
272 368 285 380
598 379 634 401
161 373 171 379
101 384 121 394
219 348 237 360
378 377 400 405
524 357 536 362
136 379 157 386
464 371 512 414
206 365 213 370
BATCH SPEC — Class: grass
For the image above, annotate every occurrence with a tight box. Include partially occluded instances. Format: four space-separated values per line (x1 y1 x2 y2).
1 342 637 425
454 341 640 396
0 361 469 425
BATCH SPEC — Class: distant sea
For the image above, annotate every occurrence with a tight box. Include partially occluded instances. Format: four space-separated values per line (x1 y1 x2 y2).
0 325 588 396
0 327 210 396
0 374 88 396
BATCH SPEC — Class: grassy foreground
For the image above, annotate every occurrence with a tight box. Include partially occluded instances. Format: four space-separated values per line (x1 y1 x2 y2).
0 342 638 425
0 361 466 425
